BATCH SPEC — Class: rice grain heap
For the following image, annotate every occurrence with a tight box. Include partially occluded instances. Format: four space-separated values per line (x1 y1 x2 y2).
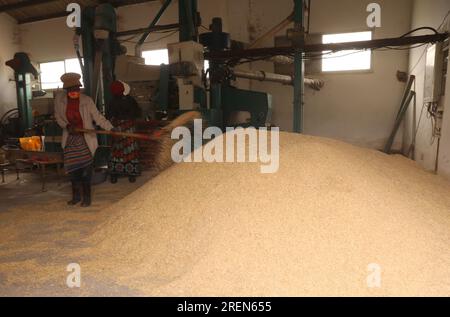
83 131 450 296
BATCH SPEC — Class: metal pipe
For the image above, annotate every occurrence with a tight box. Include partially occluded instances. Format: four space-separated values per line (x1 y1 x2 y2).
435 137 441 174
270 55 294 64
384 90 415 154
178 0 198 42
135 0 173 57
233 70 324 90
234 70 293 85
306 0 311 34
293 0 304 133
396 75 415 122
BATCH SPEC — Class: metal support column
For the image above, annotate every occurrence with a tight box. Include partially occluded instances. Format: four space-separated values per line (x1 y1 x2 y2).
135 0 173 56
80 7 96 97
178 0 198 42
15 73 33 135
293 0 304 133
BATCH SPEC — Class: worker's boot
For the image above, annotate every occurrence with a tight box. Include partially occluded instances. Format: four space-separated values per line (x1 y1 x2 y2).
81 181 92 207
110 174 118 184
80 166 93 208
67 181 82 205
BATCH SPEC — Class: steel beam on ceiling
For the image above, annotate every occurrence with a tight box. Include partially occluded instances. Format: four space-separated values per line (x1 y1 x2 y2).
0 0 58 13
17 0 158 24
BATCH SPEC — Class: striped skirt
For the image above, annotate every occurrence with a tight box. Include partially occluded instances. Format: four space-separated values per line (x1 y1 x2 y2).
64 134 93 174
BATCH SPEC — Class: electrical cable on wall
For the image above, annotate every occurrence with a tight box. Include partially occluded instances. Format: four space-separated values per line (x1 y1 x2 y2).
406 10 450 171
409 10 450 74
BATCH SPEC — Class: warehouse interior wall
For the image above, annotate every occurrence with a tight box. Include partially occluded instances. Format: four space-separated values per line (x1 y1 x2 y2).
0 13 20 118
403 0 450 177
9 0 419 153
226 0 413 150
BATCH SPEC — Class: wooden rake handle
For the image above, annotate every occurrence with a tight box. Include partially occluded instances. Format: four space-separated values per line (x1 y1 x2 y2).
74 128 159 141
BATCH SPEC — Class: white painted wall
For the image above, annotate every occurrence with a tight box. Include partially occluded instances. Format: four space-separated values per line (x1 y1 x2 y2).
307 0 411 150
0 13 20 117
19 17 75 63
403 0 450 177
226 0 412 150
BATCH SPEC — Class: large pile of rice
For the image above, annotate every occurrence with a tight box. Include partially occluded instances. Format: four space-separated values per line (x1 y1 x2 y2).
80 131 450 296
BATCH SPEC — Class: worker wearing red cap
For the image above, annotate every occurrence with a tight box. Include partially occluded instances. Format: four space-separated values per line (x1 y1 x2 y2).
54 73 115 207
107 81 142 183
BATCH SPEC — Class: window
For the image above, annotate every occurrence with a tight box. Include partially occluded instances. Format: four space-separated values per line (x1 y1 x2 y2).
321 31 372 72
143 49 169 66
39 58 84 89
142 49 210 72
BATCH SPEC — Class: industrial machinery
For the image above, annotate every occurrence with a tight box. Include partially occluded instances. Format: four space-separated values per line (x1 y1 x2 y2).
3 0 448 170
112 1 274 131
5 53 39 136
68 0 279 142
199 17 272 129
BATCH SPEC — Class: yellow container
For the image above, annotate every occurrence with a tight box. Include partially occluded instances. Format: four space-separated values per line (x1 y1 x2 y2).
19 136 43 152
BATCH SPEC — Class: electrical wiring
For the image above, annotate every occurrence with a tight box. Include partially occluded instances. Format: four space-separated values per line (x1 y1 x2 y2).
427 103 438 145
227 48 372 66
409 10 450 74
399 27 438 38
212 17 448 65
377 43 429 51
119 30 179 44
407 10 450 148
118 34 141 43
0 108 19 125
409 47 429 74
437 10 450 31
142 30 179 43
117 28 180 43
226 37 441 66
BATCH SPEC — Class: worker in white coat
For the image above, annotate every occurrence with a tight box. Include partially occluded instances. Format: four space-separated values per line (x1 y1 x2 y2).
55 73 115 207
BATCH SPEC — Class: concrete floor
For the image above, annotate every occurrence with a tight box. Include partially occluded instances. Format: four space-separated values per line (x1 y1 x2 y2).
0 168 155 296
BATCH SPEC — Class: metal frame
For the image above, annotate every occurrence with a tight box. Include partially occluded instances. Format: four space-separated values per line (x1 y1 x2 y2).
135 0 174 56
293 0 305 133
14 0 160 24
178 0 198 42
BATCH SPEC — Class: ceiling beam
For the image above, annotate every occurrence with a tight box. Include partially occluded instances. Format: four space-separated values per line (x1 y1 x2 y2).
100 0 156 6
0 0 59 13
18 0 156 24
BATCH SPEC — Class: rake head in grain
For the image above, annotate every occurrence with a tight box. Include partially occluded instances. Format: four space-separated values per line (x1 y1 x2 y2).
151 111 204 173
